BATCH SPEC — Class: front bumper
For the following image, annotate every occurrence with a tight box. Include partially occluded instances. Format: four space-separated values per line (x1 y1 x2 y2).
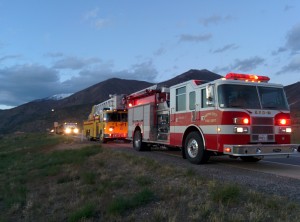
104 133 127 139
223 144 300 156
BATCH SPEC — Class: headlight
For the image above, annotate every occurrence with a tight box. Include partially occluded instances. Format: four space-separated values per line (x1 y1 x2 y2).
73 128 79 134
234 127 248 133
279 127 292 133
65 128 71 134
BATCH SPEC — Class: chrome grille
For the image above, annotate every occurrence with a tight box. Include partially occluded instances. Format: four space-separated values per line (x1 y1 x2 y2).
251 117 274 142
252 117 273 125
252 126 274 134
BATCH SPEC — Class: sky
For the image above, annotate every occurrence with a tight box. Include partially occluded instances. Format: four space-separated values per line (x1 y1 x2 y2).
0 0 300 110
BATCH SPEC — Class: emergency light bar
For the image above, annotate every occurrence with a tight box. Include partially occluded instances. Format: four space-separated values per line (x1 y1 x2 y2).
225 73 270 83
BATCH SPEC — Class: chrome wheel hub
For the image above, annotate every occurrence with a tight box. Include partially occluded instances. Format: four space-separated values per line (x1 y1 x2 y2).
187 139 198 158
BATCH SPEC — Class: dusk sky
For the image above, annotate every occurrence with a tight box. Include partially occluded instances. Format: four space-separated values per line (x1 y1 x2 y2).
1 0 300 109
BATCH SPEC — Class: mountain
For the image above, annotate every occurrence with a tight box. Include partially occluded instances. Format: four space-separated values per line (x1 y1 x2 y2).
46 93 74 101
158 69 222 87
0 69 299 134
284 81 300 110
0 78 154 134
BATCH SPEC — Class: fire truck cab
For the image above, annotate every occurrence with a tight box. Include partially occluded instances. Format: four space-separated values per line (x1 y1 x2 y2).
83 95 128 143
127 73 299 164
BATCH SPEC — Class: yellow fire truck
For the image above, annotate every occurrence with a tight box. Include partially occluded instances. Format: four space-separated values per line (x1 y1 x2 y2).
83 95 128 143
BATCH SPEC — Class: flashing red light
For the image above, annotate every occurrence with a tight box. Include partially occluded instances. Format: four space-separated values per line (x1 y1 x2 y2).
225 73 270 83
275 113 291 126
280 119 286 125
277 119 291 125
128 103 132 107
243 118 249 124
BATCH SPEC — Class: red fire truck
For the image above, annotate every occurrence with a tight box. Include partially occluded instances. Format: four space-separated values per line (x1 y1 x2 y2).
126 73 300 164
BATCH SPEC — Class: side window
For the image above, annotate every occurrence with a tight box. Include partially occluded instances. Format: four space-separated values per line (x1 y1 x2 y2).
176 86 186 111
201 89 208 108
189 91 195 110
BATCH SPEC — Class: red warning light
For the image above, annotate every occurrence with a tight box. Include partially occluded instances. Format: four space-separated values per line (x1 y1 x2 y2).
225 73 270 83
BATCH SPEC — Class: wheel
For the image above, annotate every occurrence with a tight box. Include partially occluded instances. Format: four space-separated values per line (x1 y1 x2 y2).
240 156 262 162
184 132 210 164
133 130 146 151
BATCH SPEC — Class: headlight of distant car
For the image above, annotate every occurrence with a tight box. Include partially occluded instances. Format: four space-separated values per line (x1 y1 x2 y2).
73 128 79 134
65 128 71 134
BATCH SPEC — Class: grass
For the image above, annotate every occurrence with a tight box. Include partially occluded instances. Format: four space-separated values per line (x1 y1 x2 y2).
0 133 300 221
68 202 96 222
108 188 155 215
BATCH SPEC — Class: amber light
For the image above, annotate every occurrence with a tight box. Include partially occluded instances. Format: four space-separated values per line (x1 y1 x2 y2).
243 118 249 124
234 117 250 125
224 147 231 153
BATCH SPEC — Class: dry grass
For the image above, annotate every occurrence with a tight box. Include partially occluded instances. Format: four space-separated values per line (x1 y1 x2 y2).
0 133 300 221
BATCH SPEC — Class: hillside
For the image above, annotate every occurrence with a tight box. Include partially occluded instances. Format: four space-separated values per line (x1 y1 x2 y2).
0 78 154 134
285 81 300 110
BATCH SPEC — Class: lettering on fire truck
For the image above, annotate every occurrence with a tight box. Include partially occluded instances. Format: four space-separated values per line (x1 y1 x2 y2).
126 73 300 164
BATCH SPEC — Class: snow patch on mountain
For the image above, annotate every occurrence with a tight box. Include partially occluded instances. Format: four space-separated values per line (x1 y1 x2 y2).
46 93 73 100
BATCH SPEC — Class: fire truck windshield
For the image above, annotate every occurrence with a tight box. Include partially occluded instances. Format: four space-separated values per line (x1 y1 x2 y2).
104 112 127 122
218 84 289 110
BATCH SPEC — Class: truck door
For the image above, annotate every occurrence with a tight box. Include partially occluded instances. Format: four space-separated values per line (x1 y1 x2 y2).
170 86 187 146
199 85 219 151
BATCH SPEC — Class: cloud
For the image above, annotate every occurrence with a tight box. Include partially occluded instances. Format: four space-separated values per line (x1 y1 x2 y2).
0 55 21 63
83 7 99 20
83 7 111 29
276 55 300 75
286 23 300 53
213 56 265 73
284 5 294 11
212 44 239 53
179 33 212 43
44 52 64 58
199 15 234 26
0 64 61 106
154 46 166 56
271 47 288 56
0 55 159 108
61 59 158 92
52 56 102 70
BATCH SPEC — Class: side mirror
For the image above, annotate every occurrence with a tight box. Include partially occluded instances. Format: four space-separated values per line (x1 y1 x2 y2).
206 84 215 106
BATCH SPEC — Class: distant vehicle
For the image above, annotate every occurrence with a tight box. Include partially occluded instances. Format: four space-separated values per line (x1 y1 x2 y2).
56 122 79 135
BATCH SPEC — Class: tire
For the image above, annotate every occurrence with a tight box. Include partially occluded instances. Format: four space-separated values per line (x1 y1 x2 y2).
184 131 210 164
133 130 146 151
240 156 262 162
